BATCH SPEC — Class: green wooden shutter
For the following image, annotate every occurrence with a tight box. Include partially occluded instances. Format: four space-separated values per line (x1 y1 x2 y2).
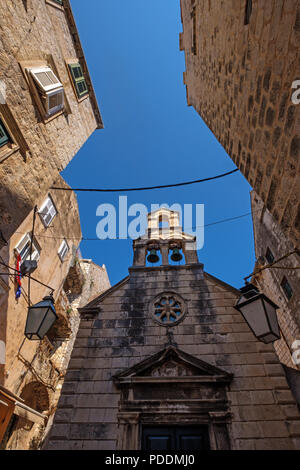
69 63 88 98
0 120 10 148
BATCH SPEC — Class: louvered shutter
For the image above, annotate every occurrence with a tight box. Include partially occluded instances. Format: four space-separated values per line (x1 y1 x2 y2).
69 63 89 98
30 67 62 92
39 197 57 227
15 234 40 262
58 240 69 262
0 120 10 147
15 234 31 260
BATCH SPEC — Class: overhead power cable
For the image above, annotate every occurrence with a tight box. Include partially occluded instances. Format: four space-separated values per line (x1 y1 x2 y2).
50 169 239 193
0 260 55 294
244 249 300 282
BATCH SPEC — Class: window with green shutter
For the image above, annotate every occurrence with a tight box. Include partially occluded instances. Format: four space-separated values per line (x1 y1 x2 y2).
69 63 89 99
0 120 10 148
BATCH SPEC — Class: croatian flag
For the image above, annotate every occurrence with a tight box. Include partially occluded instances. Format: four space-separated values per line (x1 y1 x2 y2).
16 254 22 299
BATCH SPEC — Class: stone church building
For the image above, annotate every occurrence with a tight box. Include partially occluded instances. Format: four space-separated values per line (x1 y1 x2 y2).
46 209 300 450
179 0 300 380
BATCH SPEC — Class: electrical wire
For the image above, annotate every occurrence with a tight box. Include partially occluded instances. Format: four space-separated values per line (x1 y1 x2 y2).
268 266 300 270
50 168 239 193
244 249 300 281
0 260 55 294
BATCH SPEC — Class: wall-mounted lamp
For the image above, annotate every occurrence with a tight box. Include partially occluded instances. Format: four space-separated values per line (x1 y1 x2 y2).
235 283 280 344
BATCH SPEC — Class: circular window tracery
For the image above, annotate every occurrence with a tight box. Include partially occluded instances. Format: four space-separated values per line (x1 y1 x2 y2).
151 292 186 326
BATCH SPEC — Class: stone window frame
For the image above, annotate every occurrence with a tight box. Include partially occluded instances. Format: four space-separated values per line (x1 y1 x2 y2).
65 58 90 103
151 292 187 327
19 59 71 125
0 106 29 164
45 0 64 11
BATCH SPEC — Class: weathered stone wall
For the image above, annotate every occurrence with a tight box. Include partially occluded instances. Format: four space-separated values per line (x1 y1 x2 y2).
0 0 102 242
180 0 300 249
46 264 300 450
73 260 111 310
0 174 82 450
0 197 111 450
0 174 82 391
40 259 111 450
251 190 300 370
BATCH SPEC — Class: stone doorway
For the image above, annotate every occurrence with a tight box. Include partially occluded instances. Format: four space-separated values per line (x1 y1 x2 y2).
113 346 233 450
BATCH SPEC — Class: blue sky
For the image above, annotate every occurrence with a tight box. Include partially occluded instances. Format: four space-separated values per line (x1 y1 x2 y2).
62 0 255 289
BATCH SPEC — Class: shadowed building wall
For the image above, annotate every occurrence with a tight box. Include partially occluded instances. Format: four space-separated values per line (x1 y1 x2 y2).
0 0 103 245
179 0 300 249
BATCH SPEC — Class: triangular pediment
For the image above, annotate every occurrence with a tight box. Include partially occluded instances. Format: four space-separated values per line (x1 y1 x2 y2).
113 346 232 384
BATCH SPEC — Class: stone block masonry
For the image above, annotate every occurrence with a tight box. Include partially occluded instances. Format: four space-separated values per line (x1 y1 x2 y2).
46 263 300 450
180 0 300 249
0 0 103 243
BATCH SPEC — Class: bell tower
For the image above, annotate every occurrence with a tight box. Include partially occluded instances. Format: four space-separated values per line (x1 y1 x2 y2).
132 208 199 267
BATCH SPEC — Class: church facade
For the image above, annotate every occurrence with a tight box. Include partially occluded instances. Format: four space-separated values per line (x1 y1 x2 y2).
46 209 300 450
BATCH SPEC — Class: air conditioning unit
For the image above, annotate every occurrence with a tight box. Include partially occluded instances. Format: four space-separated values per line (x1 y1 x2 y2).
45 88 64 116
28 66 65 117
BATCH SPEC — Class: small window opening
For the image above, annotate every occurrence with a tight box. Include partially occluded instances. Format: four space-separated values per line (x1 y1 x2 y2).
265 248 275 265
0 119 11 148
191 7 197 55
244 0 252 25
281 277 293 301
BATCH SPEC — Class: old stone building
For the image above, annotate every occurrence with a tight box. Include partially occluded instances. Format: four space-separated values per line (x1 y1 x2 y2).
0 175 110 450
251 191 300 370
179 0 300 250
46 209 300 450
0 0 103 246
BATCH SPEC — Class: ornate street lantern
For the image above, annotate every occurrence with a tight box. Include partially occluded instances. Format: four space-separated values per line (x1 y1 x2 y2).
25 294 58 340
235 283 280 344
20 260 38 276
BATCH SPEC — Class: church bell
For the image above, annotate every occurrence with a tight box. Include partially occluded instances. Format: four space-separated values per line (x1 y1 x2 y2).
147 249 159 264
171 247 183 262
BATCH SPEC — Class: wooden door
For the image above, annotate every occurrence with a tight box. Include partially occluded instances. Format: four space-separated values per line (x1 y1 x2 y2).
142 426 210 451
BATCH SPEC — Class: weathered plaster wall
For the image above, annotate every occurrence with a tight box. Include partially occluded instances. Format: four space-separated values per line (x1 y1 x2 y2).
0 175 82 450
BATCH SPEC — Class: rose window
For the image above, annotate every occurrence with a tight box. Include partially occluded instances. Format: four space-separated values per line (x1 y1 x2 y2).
152 293 186 326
